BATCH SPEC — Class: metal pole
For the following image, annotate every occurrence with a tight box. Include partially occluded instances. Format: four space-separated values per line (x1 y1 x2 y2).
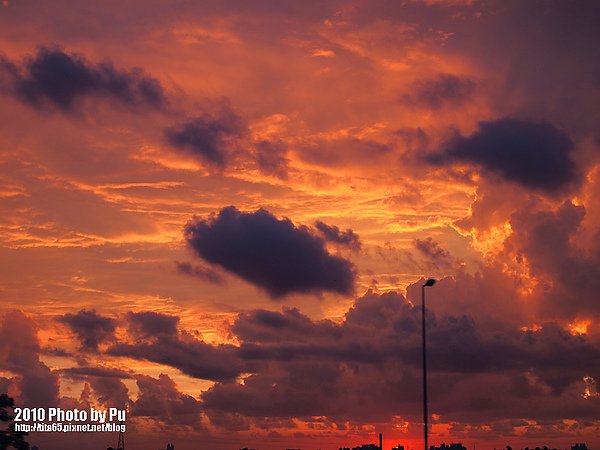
422 284 428 450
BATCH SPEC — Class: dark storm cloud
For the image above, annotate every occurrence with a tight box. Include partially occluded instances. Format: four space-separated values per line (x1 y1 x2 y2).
3 46 166 112
183 206 356 298
314 221 361 250
0 56 19 90
127 311 180 337
108 332 244 382
42 346 73 357
299 138 392 168
164 108 244 169
201 290 600 425
0 378 11 395
200 292 433 422
175 261 225 285
202 360 351 421
57 309 116 351
0 311 59 407
60 366 133 379
90 377 130 409
230 291 498 370
232 307 340 344
206 411 251 431
234 304 384 363
507 201 600 318
414 237 450 260
54 293 600 426
430 118 578 194
237 340 384 364
405 73 475 109
131 374 201 425
254 140 289 179
60 367 131 409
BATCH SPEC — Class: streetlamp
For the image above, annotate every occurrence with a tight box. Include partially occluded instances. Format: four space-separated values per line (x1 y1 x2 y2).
422 278 436 450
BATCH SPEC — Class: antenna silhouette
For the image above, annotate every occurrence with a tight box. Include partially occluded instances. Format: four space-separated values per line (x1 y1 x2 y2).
422 278 436 450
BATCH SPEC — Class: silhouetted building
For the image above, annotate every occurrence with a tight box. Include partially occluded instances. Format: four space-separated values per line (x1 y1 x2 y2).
392 445 405 450
521 447 558 450
429 444 467 450
520 445 589 450
572 444 588 450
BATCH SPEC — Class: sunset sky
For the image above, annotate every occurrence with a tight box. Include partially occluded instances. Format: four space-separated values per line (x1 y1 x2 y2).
1 1 600 449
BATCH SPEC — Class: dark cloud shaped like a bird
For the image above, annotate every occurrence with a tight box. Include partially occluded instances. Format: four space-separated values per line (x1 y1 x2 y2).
57 309 116 351
109 334 244 382
184 206 356 298
2 46 166 112
406 73 475 109
413 238 461 272
175 260 225 285
165 107 244 169
314 220 361 250
414 237 451 261
127 311 180 337
430 118 578 194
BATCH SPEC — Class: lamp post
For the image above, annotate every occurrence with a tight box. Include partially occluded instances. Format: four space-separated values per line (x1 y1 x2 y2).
422 278 436 450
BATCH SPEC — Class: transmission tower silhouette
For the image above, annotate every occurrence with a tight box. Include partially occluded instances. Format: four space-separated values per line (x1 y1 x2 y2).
117 428 125 450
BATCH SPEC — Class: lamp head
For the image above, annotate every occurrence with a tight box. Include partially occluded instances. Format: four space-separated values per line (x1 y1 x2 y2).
424 278 436 287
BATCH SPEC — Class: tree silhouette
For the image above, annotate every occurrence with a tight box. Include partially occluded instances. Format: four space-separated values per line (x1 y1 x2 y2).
0 394 29 450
